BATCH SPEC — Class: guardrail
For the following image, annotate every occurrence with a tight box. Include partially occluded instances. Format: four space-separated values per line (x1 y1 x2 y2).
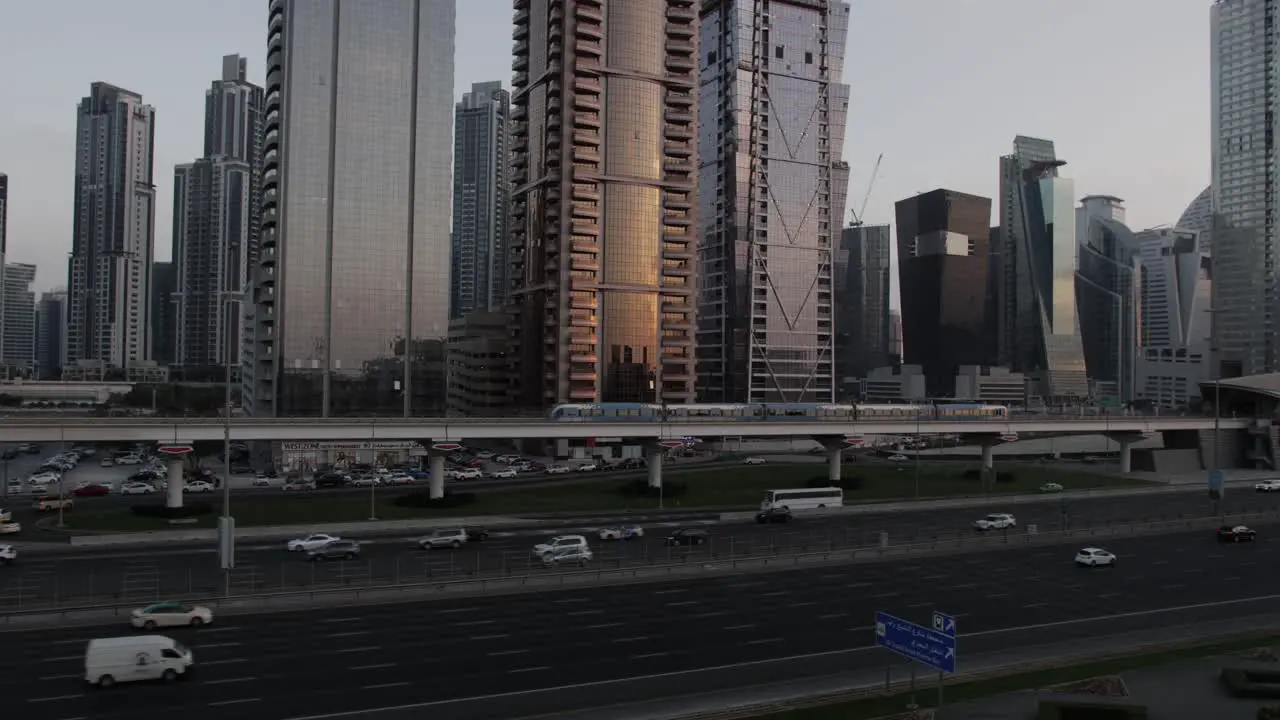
2 509 1273 626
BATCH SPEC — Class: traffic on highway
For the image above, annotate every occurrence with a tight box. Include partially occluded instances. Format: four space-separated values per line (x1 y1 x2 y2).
2 525 1276 719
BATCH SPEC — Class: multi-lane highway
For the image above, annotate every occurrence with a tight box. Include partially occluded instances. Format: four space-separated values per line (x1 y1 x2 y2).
2 487 1275 609
4 525 1277 720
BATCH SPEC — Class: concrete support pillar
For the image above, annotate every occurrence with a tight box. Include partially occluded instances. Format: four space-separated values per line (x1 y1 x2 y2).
981 442 995 474
165 457 185 509
1119 440 1132 474
646 447 664 489
827 446 842 484
429 453 446 500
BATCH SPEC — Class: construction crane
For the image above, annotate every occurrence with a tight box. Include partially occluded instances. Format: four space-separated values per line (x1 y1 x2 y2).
848 153 883 227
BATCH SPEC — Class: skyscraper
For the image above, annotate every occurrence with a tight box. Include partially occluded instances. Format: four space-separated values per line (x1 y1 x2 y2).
246 0 456 417
172 55 262 371
35 289 67 379
1075 195 1140 403
450 81 510 319
1 262 36 371
894 189 992 396
150 262 176 366
1134 227 1212 407
696 0 852 403
1211 0 1279 377
997 136 1088 401
834 224 891 387
509 0 698 406
0 172 7 368
66 83 157 368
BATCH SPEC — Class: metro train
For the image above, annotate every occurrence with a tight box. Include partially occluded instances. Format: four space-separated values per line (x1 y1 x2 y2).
546 402 1010 422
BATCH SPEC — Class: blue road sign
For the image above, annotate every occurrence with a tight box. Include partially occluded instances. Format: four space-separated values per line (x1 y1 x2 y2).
875 611 956 673
1208 469 1225 499
932 611 956 638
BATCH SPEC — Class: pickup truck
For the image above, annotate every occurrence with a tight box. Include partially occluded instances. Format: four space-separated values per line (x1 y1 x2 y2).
34 496 74 512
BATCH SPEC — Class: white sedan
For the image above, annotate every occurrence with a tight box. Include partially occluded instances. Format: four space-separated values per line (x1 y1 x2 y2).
1074 547 1117 567
184 481 216 493
120 482 156 495
130 602 214 630
1255 480 1280 492
385 474 415 486
288 533 342 552
742 457 767 465
545 465 572 475
350 476 381 487
0 522 20 535
887 454 910 462
972 513 1017 531
487 468 518 479
0 508 9 522
0 544 15 564
598 526 644 541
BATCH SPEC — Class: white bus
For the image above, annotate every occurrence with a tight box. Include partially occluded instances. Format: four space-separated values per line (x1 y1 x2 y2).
760 487 844 511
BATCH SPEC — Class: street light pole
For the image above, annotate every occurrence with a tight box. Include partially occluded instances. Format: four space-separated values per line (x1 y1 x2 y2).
219 290 241 597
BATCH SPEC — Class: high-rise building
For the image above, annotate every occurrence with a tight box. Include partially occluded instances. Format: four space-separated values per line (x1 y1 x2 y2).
1134 227 1211 408
66 82 157 368
894 189 993 396
0 172 7 367
509 0 698 406
834 224 891 390
695 0 851 403
450 81 510 319
246 0 456 417
35 289 67 379
150 262 176 366
1211 0 1279 377
1 262 36 370
997 136 1088 401
1075 195 1140 403
1178 185 1213 240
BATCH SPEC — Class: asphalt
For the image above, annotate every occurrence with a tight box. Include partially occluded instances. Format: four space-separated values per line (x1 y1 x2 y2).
4 525 1280 720
2 487 1277 610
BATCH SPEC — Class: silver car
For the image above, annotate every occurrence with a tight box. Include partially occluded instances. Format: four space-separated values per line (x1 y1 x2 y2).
542 545 593 568
417 529 468 550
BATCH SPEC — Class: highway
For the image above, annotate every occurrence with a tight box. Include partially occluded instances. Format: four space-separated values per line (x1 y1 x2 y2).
2 487 1276 609
3 525 1278 720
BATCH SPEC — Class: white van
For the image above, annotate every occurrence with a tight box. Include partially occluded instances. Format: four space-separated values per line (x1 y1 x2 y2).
84 635 193 688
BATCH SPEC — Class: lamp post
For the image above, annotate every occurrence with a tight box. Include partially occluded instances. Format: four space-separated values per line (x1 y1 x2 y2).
219 289 243 596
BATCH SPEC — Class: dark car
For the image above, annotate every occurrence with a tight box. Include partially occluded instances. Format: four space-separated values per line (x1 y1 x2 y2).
664 529 709 547
755 507 792 524
463 527 490 541
315 474 348 488
1 449 18 461
20 444 40 455
130 470 162 482
1217 525 1258 543
307 540 362 561
73 484 110 497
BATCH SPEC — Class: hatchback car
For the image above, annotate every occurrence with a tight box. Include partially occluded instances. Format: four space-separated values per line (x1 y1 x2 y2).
1074 547 1117 567
542 545 593 568
307 540 361 561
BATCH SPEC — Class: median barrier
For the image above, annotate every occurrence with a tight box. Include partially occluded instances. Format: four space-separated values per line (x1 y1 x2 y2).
4 509 1276 626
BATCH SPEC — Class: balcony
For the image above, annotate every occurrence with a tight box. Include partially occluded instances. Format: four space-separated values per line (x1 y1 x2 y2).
573 130 600 147
573 112 601 129
569 350 598 364
665 55 695 73
573 94 601 112
512 54 528 72
575 4 603 23
667 91 693 107
665 109 694 125
575 39 602 58
574 146 601 164
664 141 692 157
665 39 695 56
663 123 693 140
513 40 529 57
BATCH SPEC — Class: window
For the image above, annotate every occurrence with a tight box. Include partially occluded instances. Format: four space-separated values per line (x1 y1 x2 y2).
804 51 813 64
775 46 784 59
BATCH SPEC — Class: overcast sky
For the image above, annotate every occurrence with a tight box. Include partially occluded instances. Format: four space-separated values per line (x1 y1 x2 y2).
0 0 1211 301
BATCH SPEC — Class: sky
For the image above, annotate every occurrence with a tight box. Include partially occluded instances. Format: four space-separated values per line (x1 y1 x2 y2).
0 0 1212 298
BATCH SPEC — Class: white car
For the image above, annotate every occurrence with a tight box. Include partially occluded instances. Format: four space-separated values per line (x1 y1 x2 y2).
115 455 142 465
350 476 381 487
447 468 482 480
0 522 20 535
0 544 15 564
184 481 215 494
972 513 1017 531
742 457 767 465
253 474 271 487
598 526 644 541
474 451 496 460
545 464 572 475
1074 547 1117 567
532 535 588 558
1040 482 1064 493
487 468 518 479
575 463 598 473
30 472 58 485
385 473 415 486
99 457 114 467
0 508 9 522
288 533 341 552
1256 480 1280 492
417 529 469 549
130 602 214 630
120 482 156 495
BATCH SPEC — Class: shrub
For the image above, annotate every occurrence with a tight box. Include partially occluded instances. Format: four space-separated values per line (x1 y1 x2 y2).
130 502 214 519
616 478 687 500
1258 706 1280 720
392 492 477 509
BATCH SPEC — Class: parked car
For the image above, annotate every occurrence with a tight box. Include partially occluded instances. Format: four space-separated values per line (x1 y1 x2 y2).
184 481 216 494
73 484 111 497
283 479 317 492
0 544 15 564
120 482 157 496
34 496 73 512
545 465 572 475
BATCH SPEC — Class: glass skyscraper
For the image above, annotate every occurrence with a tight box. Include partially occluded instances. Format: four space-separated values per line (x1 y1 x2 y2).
450 81 511 319
246 0 456 417
696 0 852 403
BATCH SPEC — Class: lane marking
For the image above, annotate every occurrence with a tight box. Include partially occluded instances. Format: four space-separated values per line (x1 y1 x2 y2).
351 663 397 671
198 642 243 649
489 649 529 657
364 682 411 690
667 600 698 607
567 609 604 616
27 694 84 703
747 638 783 645
508 666 551 674
327 631 371 638
440 607 478 614
554 597 589 604
323 618 363 624
37 674 79 681
335 646 382 654
1024 602 1050 608
201 626 240 633
585 623 621 630
612 636 649 643
819 613 849 620
50 638 89 645
204 658 249 666
455 620 494 627
43 656 80 662
759 591 788 597
907 602 930 608
695 611 726 619
206 677 257 685
724 624 755 631
471 634 510 641
654 588 688 595
633 652 670 659
872 591 899 598
210 698 260 707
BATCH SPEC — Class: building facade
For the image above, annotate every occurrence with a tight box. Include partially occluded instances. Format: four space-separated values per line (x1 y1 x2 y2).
695 0 851 403
34 290 67 379
861 364 927 403
894 189 992 396
997 136 1088 401
66 83 157 368
0 262 35 371
0 172 7 367
245 0 456 418
953 365 1028 405
149 262 176 366
1075 195 1140 403
1133 226 1212 408
1211 0 1279 377
450 81 510 320
445 310 517 416
834 224 891 390
509 0 698 407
